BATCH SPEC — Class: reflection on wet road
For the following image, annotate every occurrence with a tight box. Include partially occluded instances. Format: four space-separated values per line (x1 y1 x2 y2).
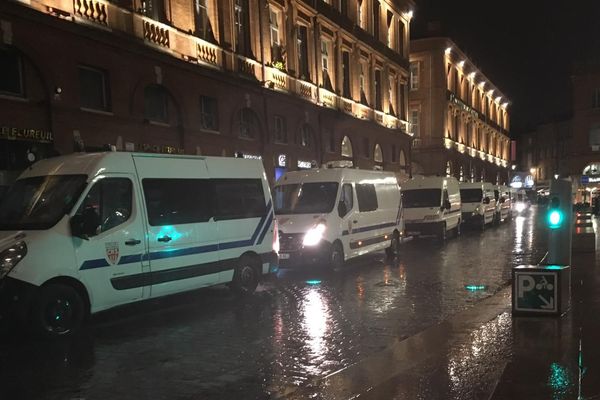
0 208 545 399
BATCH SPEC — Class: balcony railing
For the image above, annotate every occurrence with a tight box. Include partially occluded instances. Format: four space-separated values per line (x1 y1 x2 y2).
73 0 107 25
32 0 412 136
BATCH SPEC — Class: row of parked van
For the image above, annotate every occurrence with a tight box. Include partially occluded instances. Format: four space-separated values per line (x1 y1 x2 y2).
0 152 516 336
274 171 514 269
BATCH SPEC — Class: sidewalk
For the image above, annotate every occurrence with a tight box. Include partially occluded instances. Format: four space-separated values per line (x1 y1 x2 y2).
280 240 600 399
491 249 600 400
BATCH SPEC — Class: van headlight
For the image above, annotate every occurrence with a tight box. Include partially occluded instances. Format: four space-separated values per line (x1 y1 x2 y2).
0 241 27 279
472 206 481 216
515 202 526 213
303 223 326 246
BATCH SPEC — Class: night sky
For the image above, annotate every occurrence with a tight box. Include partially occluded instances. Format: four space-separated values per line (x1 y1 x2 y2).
411 0 600 137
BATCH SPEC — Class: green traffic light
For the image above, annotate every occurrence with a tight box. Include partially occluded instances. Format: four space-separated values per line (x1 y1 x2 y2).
547 209 563 229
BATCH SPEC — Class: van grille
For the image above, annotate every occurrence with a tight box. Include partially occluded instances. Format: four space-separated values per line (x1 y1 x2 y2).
279 233 303 252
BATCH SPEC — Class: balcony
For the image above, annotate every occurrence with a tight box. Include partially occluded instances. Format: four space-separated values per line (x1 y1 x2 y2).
29 0 410 137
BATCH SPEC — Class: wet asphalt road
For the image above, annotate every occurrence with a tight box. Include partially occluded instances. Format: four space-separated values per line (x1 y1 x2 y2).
0 207 547 400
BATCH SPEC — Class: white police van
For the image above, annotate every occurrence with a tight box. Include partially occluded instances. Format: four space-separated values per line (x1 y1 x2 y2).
459 181 497 229
402 176 462 241
0 152 278 336
274 168 403 269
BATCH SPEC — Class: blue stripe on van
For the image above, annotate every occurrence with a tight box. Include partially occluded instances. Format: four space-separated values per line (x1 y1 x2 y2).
342 221 398 236
256 212 274 245
79 202 274 271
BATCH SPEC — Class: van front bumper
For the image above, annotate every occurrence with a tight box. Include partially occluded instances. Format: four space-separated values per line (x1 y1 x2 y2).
462 212 484 224
405 221 443 236
278 235 333 268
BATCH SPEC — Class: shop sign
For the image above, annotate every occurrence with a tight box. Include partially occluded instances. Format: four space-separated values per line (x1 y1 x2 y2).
242 153 262 160
277 154 287 167
297 160 312 169
1 126 54 144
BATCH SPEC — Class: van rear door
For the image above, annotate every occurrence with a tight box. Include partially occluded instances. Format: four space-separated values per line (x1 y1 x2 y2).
133 156 219 298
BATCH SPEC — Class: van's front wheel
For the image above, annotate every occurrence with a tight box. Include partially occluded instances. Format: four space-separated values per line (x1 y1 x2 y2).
231 257 260 296
32 283 85 337
329 242 345 270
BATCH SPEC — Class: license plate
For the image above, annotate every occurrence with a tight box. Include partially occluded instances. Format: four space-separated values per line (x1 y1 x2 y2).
279 253 290 259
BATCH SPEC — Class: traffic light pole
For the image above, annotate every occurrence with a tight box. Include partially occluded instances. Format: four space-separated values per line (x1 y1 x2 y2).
547 178 573 266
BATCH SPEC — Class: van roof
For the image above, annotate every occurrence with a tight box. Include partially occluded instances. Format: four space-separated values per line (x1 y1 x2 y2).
276 168 398 185
19 152 264 179
402 175 458 189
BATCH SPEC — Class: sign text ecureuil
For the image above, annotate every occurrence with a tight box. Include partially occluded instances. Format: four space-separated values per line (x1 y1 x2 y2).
1 126 54 144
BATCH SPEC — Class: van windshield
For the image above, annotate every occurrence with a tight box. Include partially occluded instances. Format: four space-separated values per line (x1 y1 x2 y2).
0 175 87 230
274 182 339 214
460 189 483 203
402 189 441 208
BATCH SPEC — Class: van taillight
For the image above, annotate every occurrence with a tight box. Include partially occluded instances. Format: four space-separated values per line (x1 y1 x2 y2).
273 219 280 254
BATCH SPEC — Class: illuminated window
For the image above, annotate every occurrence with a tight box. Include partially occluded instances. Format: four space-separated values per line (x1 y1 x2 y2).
374 69 382 110
374 143 383 163
357 0 365 29
373 0 380 40
342 51 351 98
341 135 353 158
141 0 165 22
410 62 419 90
234 0 250 55
194 0 213 41
297 26 310 80
410 109 419 136
359 59 369 105
269 7 284 64
321 39 333 91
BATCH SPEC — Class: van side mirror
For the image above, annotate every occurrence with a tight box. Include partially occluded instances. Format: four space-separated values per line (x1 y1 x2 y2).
444 200 451 210
338 201 348 218
484 197 491 204
70 209 100 239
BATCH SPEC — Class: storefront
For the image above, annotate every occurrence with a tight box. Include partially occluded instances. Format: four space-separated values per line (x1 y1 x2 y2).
0 125 56 189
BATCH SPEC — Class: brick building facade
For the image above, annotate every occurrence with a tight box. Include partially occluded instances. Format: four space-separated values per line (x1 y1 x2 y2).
0 0 415 186
409 38 511 184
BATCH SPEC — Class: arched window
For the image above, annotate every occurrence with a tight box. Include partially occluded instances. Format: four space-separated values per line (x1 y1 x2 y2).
399 149 406 166
374 143 383 163
341 135 353 158
237 107 259 139
446 161 452 177
144 85 169 123
299 124 313 147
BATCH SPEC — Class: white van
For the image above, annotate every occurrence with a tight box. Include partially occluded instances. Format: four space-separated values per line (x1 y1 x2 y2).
0 152 278 336
402 176 462 240
274 168 403 269
459 181 496 229
493 185 513 223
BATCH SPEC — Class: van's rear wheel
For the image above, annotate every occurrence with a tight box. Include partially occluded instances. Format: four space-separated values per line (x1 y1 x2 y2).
385 232 401 259
32 283 85 337
330 242 345 270
231 257 259 296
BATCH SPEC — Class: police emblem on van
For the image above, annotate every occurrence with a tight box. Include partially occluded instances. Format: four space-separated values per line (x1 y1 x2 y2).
105 242 120 265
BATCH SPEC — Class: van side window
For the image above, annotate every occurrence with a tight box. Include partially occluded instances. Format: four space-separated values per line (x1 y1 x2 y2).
339 183 353 217
143 179 211 226
75 178 132 235
214 179 266 220
356 183 378 212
